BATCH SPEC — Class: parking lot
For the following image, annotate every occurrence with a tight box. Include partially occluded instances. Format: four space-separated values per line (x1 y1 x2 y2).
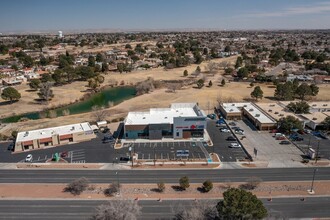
206 120 249 162
0 132 130 164
232 118 304 167
292 132 330 160
123 141 210 161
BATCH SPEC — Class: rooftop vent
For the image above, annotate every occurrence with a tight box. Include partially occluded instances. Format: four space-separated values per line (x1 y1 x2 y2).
229 109 233 112
249 109 254 112
255 114 260 117
279 114 284 116
142 117 146 119
275 112 279 114
232 104 235 106
243 105 247 107
23 131 29 137
164 117 168 119
312 104 317 106
268 109 272 112
312 117 317 120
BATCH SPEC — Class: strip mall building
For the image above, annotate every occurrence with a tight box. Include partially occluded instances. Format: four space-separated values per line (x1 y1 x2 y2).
124 103 207 140
14 122 95 152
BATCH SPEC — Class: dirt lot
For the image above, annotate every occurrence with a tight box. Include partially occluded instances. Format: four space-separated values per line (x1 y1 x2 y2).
0 181 328 200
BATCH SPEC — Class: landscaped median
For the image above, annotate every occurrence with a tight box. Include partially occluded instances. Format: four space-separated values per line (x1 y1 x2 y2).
0 181 329 200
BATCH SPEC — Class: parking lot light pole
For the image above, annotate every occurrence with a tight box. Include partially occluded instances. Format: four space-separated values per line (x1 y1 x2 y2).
315 140 320 164
308 168 318 194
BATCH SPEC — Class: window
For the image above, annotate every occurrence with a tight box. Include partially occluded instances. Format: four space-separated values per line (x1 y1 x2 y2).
176 132 180 137
69 138 73 142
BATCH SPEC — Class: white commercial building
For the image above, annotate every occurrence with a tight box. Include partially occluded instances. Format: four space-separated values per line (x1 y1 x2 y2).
124 103 207 140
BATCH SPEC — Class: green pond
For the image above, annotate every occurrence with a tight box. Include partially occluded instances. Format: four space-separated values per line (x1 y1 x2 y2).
1 86 136 123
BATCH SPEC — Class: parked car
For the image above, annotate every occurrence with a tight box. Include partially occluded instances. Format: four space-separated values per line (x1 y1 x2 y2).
60 151 68 158
276 136 286 140
226 136 236 141
25 154 33 162
102 127 110 133
119 156 131 162
304 129 311 134
279 140 291 145
7 143 14 151
207 114 216 120
235 129 244 135
270 129 278 133
229 143 241 148
220 128 230 133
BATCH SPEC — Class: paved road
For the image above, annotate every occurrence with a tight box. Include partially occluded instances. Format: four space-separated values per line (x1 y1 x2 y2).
0 167 329 183
0 197 329 219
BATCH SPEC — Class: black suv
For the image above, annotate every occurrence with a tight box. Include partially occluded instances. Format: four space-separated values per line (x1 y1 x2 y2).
226 136 236 141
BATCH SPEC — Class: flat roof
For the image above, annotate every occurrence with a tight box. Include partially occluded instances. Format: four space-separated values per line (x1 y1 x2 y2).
280 101 330 110
300 112 328 123
125 103 205 125
242 103 276 124
221 103 249 114
256 102 300 121
16 122 92 142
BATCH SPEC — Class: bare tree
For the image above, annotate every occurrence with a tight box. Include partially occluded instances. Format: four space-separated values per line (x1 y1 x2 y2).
104 182 121 196
92 106 109 122
240 177 262 190
64 177 89 195
175 201 218 220
38 82 54 104
91 200 141 220
205 62 218 76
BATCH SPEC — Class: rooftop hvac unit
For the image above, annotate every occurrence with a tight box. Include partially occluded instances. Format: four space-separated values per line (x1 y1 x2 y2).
268 109 272 112
323 104 328 106
312 104 317 106
270 104 275 107
249 109 254 112
279 114 284 116
312 118 317 120
255 114 260 117
232 104 235 106
243 105 247 107
275 112 279 114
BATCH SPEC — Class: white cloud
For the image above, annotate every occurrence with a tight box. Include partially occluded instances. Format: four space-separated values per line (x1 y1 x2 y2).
245 1 330 18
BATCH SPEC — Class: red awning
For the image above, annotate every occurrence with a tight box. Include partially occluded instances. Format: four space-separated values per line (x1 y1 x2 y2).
39 137 52 143
60 134 73 140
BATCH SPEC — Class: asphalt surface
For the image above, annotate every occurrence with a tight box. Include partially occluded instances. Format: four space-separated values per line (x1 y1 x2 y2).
0 167 329 183
0 197 329 219
206 120 249 162
292 132 330 160
123 141 208 161
0 133 130 163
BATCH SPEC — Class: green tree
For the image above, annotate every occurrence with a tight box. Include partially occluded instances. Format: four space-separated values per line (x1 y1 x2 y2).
75 66 96 80
179 176 190 190
208 80 213 87
221 79 226 87
321 116 330 131
29 79 41 90
296 83 312 100
101 62 108 72
87 75 105 92
40 73 53 83
196 79 204 89
39 56 49 66
224 45 231 52
310 84 319 96
235 56 243 69
216 188 267 220
278 115 303 134
125 43 132 49
196 66 201 73
274 82 294 100
202 180 213 192
237 67 248 78
250 86 263 101
183 69 188 77
287 101 310 114
96 53 104 62
88 55 95 67
1 87 21 103
23 55 34 68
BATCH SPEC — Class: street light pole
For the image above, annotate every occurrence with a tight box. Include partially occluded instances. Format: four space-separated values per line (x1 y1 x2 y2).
315 140 320 164
116 171 120 195
309 168 318 194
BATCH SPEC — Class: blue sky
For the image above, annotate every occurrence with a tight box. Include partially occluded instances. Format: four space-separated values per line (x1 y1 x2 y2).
1 0 330 32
